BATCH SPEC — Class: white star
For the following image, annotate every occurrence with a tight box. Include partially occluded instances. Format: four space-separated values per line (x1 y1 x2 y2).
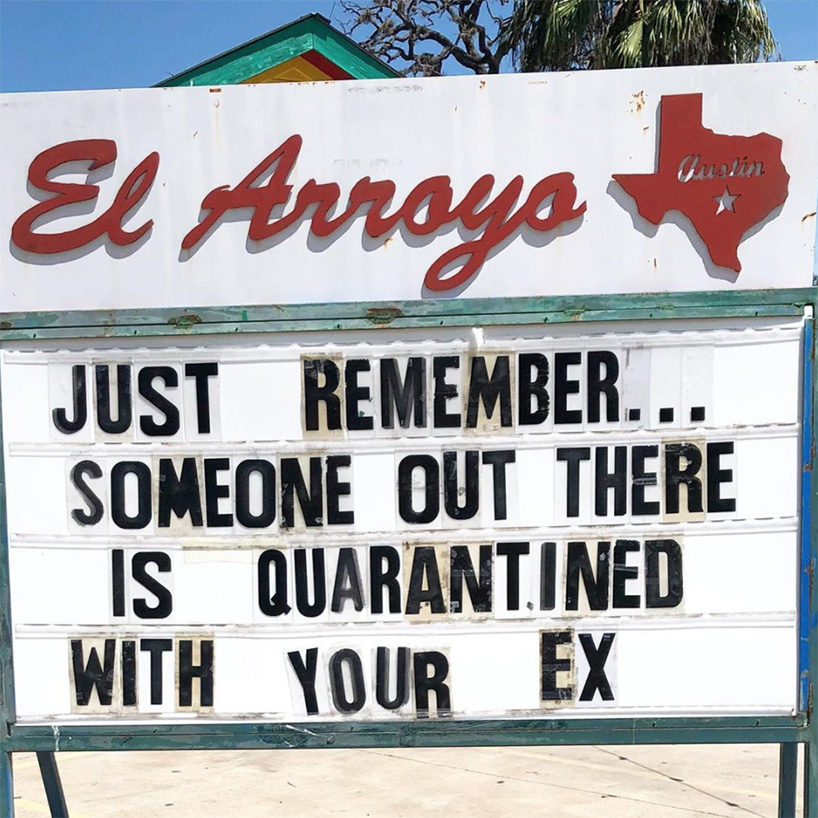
714 186 740 215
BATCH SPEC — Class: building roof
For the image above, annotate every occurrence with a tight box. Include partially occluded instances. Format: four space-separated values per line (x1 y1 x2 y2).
155 13 399 87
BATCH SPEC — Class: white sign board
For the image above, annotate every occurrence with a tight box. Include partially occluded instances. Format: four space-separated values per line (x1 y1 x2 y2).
0 62 816 313
4 317 801 722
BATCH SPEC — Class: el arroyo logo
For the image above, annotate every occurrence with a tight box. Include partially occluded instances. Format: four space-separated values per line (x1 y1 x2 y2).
10 91 789 284
613 93 789 272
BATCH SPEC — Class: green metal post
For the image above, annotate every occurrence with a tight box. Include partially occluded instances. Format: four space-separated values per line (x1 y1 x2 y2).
0 358 15 816
807 303 818 817
779 743 798 818
36 753 67 818
0 745 12 818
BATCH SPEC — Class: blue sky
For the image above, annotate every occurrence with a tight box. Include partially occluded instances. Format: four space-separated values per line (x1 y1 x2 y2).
0 0 816 92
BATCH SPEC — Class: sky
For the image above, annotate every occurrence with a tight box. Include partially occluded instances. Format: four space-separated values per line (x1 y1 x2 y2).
0 0 816 93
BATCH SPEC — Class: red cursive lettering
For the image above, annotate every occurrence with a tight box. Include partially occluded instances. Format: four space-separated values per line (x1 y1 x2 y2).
182 136 586 291
11 140 159 255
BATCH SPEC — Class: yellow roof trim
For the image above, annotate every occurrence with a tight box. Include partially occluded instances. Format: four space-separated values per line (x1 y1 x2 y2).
241 55 332 84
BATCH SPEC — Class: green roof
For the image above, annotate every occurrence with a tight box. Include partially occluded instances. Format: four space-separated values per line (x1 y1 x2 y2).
155 13 399 87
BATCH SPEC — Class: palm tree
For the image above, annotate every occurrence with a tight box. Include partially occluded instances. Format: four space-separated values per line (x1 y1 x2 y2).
502 0 778 72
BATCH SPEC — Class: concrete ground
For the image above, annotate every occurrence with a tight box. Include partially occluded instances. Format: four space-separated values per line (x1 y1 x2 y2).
9 744 801 818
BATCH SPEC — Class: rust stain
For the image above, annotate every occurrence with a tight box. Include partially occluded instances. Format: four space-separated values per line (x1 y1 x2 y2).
366 306 403 326
802 211 816 222
168 314 203 331
479 80 486 90
209 88 222 93
631 90 645 112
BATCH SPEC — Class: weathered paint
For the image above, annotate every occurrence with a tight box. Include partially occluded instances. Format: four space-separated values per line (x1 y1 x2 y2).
2 65 816 313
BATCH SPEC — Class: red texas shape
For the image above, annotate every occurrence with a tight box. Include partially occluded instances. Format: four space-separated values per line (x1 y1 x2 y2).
613 93 789 272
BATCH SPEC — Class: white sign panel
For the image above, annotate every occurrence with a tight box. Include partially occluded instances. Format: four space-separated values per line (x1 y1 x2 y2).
0 62 816 313
4 318 801 722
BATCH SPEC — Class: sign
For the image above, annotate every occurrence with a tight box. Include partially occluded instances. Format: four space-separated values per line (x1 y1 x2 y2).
0 62 815 759
0 62 816 312
4 318 802 722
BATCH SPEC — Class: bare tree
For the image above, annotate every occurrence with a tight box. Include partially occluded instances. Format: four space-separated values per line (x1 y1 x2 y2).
340 0 513 76
341 0 777 77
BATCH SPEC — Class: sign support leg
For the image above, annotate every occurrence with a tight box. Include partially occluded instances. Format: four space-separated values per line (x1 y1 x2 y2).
807 303 818 818
779 743 798 818
36 753 67 818
0 743 12 818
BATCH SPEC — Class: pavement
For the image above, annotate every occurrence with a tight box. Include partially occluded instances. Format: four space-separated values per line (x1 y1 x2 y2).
8 743 801 818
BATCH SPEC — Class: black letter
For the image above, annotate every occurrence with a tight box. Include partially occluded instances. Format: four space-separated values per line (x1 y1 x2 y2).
178 639 214 707
450 545 492 613
496 542 529 611
518 353 549 425
235 459 276 528
257 549 291 617
185 362 218 434
433 356 460 428
380 358 426 429
95 364 132 434
204 458 233 527
345 359 373 431
140 638 172 705
294 548 326 617
281 458 323 527
646 539 684 608
541 630 573 701
111 549 125 617
405 546 446 614
71 460 103 526
326 455 354 525
565 542 610 610
131 551 173 619
665 443 703 514
370 546 401 614
595 446 627 517
707 442 736 513
587 351 619 423
578 633 615 701
482 450 515 521
376 647 410 710
443 451 479 520
414 652 451 717
557 447 591 518
632 445 660 516
303 358 341 431
331 548 365 612
612 540 640 609
330 649 366 713
397 454 439 524
288 648 319 715
554 352 581 424
71 639 115 705
158 458 203 528
110 461 152 529
138 366 180 436
540 542 557 611
466 355 512 428
53 365 87 434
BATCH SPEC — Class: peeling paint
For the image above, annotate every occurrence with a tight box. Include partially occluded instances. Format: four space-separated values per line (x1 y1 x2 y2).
366 306 403 325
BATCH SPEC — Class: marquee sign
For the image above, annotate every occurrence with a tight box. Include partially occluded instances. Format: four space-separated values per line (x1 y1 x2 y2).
0 63 816 817
3 319 803 722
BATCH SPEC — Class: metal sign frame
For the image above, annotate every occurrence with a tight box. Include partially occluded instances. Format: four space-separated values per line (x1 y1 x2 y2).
0 287 815 817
